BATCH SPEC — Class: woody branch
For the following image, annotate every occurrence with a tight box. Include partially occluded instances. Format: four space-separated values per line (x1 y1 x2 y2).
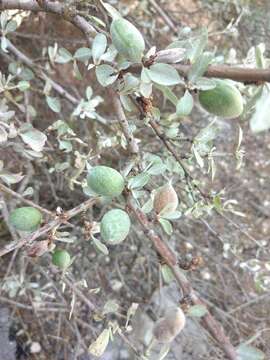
1 0 270 84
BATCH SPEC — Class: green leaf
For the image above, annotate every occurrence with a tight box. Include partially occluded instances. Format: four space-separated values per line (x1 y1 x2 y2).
20 67 34 81
192 145 204 168
176 90 194 116
160 210 182 220
161 264 175 284
141 197 153 214
58 139 72 152
73 60 82 80
99 44 118 62
120 94 136 112
20 127 47 152
255 44 265 69
188 27 208 63
0 12 8 29
0 171 24 185
88 328 110 357
165 126 178 139
120 74 140 95
1 36 8 53
92 33 107 64
102 300 119 315
6 20 17 33
147 162 167 175
188 52 213 82
55 47 73 64
17 80 30 91
0 126 8 143
100 1 122 20
46 96 61 113
146 63 184 86
92 237 109 255
140 82 152 97
155 84 178 106
187 304 208 317
193 77 216 90
128 172 150 190
236 344 265 360
158 218 173 235
250 89 270 133
74 47 92 62
95 64 118 87
195 120 220 144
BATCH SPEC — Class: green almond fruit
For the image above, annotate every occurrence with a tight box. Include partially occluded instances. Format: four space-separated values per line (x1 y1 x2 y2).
198 80 243 119
110 18 145 62
100 209 130 244
9 206 42 232
52 249 71 269
87 166 125 197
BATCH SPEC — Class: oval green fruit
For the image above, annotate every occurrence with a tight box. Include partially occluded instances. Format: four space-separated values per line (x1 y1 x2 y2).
52 249 71 269
87 166 125 197
100 209 130 244
198 80 243 119
9 206 42 232
110 18 145 62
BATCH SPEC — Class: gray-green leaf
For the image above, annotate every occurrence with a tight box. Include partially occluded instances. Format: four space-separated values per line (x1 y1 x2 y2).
176 90 194 116
92 237 109 255
187 304 208 317
128 173 150 190
146 63 184 86
92 33 107 64
236 344 265 360
95 64 118 87
158 218 173 235
46 96 61 113
188 52 213 82
20 128 47 152
74 47 92 62
250 89 270 133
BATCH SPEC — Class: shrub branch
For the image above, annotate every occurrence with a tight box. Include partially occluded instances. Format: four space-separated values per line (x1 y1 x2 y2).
127 196 238 360
1 1 270 84
0 197 98 257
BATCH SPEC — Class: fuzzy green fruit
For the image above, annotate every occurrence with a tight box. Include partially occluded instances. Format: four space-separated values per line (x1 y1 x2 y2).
198 80 243 119
9 207 42 232
52 249 71 269
110 18 145 62
87 166 125 197
100 209 130 244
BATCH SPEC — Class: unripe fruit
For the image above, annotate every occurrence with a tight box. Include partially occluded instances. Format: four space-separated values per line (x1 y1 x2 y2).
9 207 42 232
198 80 243 119
87 166 125 197
52 249 71 269
110 18 145 62
153 307 186 343
153 183 179 215
100 209 130 244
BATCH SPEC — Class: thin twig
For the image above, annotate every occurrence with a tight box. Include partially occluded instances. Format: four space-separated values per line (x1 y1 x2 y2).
1 1 270 84
0 197 98 257
109 88 139 155
0 182 53 216
148 0 177 35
